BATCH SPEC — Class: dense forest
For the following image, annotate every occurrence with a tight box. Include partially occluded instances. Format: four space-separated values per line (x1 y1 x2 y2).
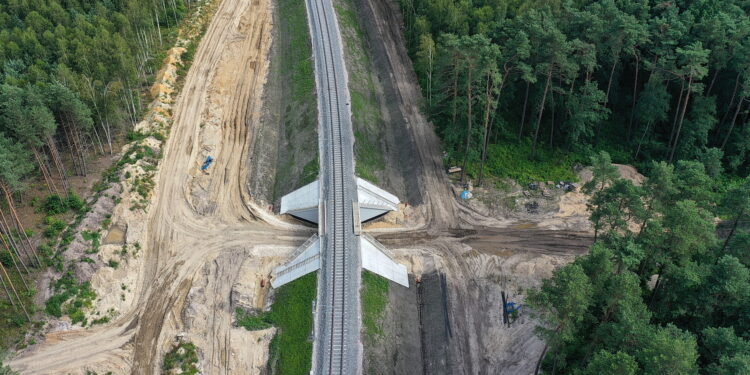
400 0 750 183
0 0 192 196
397 0 750 373
530 152 750 374
0 0 194 347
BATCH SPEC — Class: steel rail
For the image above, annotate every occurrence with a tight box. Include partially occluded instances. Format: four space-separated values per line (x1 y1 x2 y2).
307 0 355 372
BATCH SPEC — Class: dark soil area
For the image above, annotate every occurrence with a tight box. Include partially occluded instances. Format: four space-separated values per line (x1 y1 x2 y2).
419 272 455 375
364 272 466 375
363 275 422 374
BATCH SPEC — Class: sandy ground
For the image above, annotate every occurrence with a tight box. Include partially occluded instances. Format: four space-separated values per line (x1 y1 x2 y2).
7 0 306 373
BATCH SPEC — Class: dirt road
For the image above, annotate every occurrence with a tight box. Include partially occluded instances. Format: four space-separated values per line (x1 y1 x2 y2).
8 0 304 373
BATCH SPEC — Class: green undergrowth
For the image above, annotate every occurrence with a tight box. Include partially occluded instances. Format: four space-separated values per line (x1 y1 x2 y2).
0 191 91 349
162 341 200 375
39 194 86 216
279 0 314 102
235 307 273 331
0 351 18 374
300 155 320 186
335 0 386 184
0 267 36 350
265 272 317 375
44 270 96 326
271 0 319 202
354 130 385 183
465 140 582 185
361 271 389 341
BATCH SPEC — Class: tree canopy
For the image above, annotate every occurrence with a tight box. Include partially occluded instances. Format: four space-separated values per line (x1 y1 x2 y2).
529 152 750 374
402 0 750 180
0 0 192 193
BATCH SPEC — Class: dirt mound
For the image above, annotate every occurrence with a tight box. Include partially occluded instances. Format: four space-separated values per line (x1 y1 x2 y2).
578 163 645 186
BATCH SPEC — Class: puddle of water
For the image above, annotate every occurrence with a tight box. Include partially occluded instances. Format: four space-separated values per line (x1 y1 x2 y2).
510 221 537 229
103 225 126 245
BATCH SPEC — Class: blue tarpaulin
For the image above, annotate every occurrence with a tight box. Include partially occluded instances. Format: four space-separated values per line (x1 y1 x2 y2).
201 156 214 171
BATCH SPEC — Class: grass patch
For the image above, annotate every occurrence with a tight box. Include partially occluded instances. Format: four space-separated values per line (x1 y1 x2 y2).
466 140 581 185
361 271 389 340
44 270 96 326
278 0 314 103
235 308 272 331
162 341 200 375
335 0 386 184
354 130 385 184
266 272 317 375
300 155 320 186
0 350 18 374
334 4 364 41
43 216 67 238
269 0 319 202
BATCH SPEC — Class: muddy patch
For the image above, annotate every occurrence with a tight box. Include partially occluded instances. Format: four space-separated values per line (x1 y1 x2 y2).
103 224 126 245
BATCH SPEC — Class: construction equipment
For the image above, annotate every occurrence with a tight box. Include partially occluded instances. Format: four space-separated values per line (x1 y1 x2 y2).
505 301 523 314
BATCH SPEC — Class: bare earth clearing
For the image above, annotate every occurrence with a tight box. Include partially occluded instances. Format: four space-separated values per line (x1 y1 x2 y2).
7 0 639 372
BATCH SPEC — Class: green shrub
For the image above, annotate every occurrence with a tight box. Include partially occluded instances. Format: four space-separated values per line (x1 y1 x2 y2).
65 193 86 213
42 195 68 215
265 273 317 375
152 132 166 142
41 193 86 215
10 314 26 327
44 292 69 317
361 271 389 340
107 260 119 269
235 308 272 331
43 217 67 238
69 309 86 325
91 316 110 325
82 230 101 254
59 230 74 247
0 251 12 267
44 272 97 322
162 342 200 374
38 243 57 267
126 130 147 142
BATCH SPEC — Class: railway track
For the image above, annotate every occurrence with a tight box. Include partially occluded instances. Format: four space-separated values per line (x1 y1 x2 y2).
305 0 360 372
